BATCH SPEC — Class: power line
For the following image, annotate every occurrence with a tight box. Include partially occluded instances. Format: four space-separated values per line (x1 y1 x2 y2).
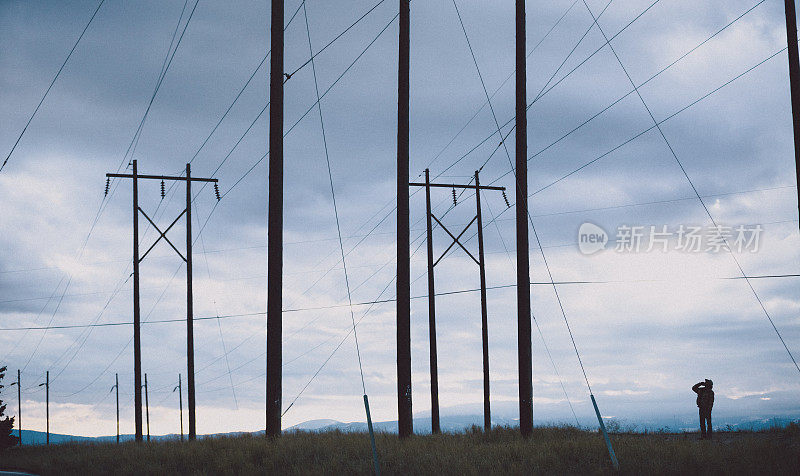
200 0 647 347
5 273 799 332
579 0 800 374
452 0 580 424
220 10 400 197
301 0 368 396
14 0 200 379
122 0 198 166
194 200 238 409
287 0 390 79
13 0 308 393
1 0 106 173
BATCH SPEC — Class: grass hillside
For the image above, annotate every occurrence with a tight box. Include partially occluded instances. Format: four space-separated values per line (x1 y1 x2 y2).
2 425 799 475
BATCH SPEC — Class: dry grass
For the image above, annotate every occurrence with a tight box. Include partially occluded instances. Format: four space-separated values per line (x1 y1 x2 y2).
2 425 799 475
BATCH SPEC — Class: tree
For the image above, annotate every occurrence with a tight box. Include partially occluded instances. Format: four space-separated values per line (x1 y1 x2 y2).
0 366 19 450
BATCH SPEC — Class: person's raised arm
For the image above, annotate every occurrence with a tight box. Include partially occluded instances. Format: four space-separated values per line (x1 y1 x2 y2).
692 382 704 393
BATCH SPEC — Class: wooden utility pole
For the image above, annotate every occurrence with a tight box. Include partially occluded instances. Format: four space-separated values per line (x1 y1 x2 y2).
410 171 507 433
475 171 490 431
784 0 800 223
133 160 143 442
106 160 218 443
397 0 412 439
144 373 151 441
516 0 534 438
16 369 21 446
38 371 49 446
424 169 439 434
266 0 285 439
173 374 184 441
112 373 119 443
185 165 196 441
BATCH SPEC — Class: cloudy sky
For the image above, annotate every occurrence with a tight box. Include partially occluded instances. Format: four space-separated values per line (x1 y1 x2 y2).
1 0 799 437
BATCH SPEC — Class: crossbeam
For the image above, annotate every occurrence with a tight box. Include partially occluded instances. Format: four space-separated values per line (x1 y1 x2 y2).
409 181 504 191
106 173 217 183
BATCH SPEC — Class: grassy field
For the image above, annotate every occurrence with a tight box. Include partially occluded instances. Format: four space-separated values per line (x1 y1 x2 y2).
2 425 799 475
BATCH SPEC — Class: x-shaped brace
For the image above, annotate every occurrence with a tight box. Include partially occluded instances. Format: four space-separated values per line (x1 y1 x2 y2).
432 214 479 267
139 207 187 262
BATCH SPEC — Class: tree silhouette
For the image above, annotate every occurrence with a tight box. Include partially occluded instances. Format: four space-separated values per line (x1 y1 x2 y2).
0 366 19 450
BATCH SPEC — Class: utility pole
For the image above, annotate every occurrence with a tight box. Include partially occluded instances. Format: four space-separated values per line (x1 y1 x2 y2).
410 170 507 432
266 0 284 439
38 371 48 446
111 373 119 443
424 170 439 434
132 159 142 442
106 160 218 442
186 165 196 441
475 171 490 431
784 0 800 225
516 0 534 438
397 0 412 440
173 374 184 442
9 370 20 446
144 373 150 441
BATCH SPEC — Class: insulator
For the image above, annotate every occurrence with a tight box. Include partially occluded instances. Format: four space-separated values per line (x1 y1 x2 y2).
452 188 457 206
104 178 110 197
502 190 510 208
160 180 165 199
214 183 221 201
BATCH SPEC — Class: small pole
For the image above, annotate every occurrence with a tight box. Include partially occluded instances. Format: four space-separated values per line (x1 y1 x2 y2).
17 369 21 446
424 169 440 434
591 395 620 470
783 0 800 226
133 159 143 442
114 373 119 443
144 373 150 442
174 374 184 442
186 163 196 441
46 371 49 446
475 170 490 432
363 395 381 475
38 371 49 446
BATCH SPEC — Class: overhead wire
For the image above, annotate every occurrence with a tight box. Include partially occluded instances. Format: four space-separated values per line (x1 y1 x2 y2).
1 0 107 173
301 0 368 396
579 0 800 374
27 0 399 400
15 0 200 383
452 0 580 421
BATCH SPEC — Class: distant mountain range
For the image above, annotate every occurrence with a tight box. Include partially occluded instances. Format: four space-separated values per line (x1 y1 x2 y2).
9 394 798 445
10 412 798 446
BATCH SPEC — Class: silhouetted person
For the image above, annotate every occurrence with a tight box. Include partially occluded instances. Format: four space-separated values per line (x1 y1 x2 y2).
692 379 714 440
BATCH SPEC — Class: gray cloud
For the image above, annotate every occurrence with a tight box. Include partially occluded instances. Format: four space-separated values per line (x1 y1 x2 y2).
1 0 799 436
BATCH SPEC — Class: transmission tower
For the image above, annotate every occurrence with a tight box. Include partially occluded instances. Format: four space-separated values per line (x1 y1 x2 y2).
411 169 507 432
106 160 219 441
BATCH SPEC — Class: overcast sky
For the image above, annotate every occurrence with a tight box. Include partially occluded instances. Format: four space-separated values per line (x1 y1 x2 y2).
1 0 799 437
